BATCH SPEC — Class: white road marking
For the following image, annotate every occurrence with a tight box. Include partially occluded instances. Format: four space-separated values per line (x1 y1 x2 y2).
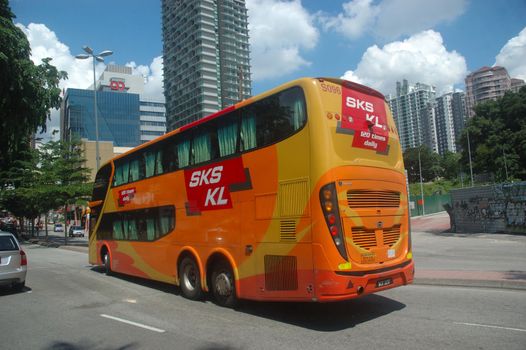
100 314 165 333
454 322 526 333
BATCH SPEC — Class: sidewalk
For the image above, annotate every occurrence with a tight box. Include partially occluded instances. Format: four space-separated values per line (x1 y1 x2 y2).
411 211 526 290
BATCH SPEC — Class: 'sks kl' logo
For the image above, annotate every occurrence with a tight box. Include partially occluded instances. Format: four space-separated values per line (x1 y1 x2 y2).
110 81 126 91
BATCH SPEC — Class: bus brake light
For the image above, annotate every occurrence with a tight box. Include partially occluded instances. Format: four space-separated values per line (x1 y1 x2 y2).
320 183 348 261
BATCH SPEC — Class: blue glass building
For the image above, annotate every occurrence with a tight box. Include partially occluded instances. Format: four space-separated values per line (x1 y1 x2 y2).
63 88 141 147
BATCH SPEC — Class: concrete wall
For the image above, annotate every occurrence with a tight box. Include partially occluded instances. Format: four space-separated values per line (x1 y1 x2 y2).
450 182 526 233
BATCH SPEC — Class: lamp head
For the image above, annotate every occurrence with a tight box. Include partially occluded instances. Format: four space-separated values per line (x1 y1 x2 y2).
82 46 93 54
98 50 113 57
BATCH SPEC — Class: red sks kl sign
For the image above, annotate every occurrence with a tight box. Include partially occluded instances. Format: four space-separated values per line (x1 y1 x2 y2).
118 187 136 206
341 86 389 152
184 157 246 211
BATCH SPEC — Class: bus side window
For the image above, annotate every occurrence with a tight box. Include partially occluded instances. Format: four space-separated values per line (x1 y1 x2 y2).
144 148 163 178
240 112 257 151
114 161 129 186
92 164 112 200
161 141 178 173
129 156 144 182
216 112 240 157
177 138 191 168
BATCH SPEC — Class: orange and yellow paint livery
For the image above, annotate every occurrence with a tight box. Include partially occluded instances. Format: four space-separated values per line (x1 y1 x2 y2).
88 78 414 306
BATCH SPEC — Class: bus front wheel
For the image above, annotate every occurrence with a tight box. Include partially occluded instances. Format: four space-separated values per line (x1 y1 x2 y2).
102 251 112 276
179 257 203 300
211 261 238 308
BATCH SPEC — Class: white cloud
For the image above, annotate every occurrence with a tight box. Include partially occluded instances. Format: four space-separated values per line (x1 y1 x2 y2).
320 0 467 41
495 26 526 81
126 56 165 101
16 23 164 140
319 0 379 39
342 30 468 95
246 0 319 80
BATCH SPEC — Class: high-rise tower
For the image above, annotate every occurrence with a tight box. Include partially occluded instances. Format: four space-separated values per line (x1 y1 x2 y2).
162 0 252 130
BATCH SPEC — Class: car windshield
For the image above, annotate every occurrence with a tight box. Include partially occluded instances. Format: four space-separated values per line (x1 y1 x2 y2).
72 226 83 230
0 236 18 251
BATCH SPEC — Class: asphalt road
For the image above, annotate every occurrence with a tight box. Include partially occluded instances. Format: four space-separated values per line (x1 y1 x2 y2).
1 245 525 350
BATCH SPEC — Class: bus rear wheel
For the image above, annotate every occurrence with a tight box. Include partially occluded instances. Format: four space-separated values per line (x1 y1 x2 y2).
179 257 203 300
211 261 238 308
103 251 112 276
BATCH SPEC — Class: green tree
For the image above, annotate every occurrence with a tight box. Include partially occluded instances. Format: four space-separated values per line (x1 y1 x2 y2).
39 138 92 241
403 145 441 183
0 0 67 173
459 87 526 182
0 138 91 239
440 151 462 181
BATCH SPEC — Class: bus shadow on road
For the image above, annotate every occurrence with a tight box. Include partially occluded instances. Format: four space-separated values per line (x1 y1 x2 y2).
236 295 406 331
90 266 179 295
90 266 405 331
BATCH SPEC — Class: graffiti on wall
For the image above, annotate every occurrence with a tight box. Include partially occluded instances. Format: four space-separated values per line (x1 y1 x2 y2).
450 182 526 233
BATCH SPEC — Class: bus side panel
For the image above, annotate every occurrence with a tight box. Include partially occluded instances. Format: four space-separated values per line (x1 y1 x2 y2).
250 121 314 300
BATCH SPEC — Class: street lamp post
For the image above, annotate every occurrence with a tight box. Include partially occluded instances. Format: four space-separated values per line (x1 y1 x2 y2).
466 128 474 187
418 145 425 216
75 46 113 171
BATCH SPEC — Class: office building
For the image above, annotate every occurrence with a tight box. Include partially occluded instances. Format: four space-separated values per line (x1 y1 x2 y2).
465 66 525 118
162 0 252 130
388 80 437 152
61 65 166 179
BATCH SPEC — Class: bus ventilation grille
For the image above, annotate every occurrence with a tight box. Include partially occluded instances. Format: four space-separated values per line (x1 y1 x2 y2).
347 190 400 208
351 225 402 250
280 220 296 242
383 225 401 246
351 227 377 249
264 255 298 291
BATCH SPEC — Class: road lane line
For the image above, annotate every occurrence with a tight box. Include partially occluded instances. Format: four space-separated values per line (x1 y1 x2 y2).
454 322 526 333
100 314 166 333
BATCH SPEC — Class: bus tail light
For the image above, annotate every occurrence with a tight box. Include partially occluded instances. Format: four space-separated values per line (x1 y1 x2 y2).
320 183 348 261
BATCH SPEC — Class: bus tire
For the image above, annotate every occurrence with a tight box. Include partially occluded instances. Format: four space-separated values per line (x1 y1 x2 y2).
179 257 203 300
103 251 112 276
211 261 238 308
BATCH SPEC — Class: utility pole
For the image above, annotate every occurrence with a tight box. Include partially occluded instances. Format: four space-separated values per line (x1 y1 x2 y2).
466 128 474 187
418 146 425 216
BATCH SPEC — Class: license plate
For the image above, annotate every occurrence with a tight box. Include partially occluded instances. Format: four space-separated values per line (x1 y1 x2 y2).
376 278 393 288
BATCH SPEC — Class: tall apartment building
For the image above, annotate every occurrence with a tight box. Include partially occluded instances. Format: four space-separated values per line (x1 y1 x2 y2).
451 92 466 143
434 93 458 155
388 80 437 152
162 0 252 130
465 66 518 118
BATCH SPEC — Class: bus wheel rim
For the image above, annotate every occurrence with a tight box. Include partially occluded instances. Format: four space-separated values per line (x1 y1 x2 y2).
183 264 197 291
215 272 232 297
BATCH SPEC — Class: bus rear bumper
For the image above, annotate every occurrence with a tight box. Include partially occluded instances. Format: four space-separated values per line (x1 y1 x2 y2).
314 260 414 302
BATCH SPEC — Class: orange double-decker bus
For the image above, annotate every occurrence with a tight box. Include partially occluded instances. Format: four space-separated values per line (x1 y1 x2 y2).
88 78 414 307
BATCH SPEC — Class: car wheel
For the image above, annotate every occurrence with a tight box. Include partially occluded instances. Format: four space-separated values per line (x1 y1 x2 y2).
103 252 113 276
211 261 238 308
13 281 25 292
179 257 203 300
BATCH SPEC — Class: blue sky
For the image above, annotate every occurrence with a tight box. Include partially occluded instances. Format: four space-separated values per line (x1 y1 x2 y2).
9 0 526 137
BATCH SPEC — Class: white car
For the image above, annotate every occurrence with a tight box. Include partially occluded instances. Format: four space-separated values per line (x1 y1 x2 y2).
68 225 85 238
0 231 27 291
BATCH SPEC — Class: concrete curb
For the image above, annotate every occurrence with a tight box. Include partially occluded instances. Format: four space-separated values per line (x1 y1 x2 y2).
414 277 526 290
414 269 526 290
